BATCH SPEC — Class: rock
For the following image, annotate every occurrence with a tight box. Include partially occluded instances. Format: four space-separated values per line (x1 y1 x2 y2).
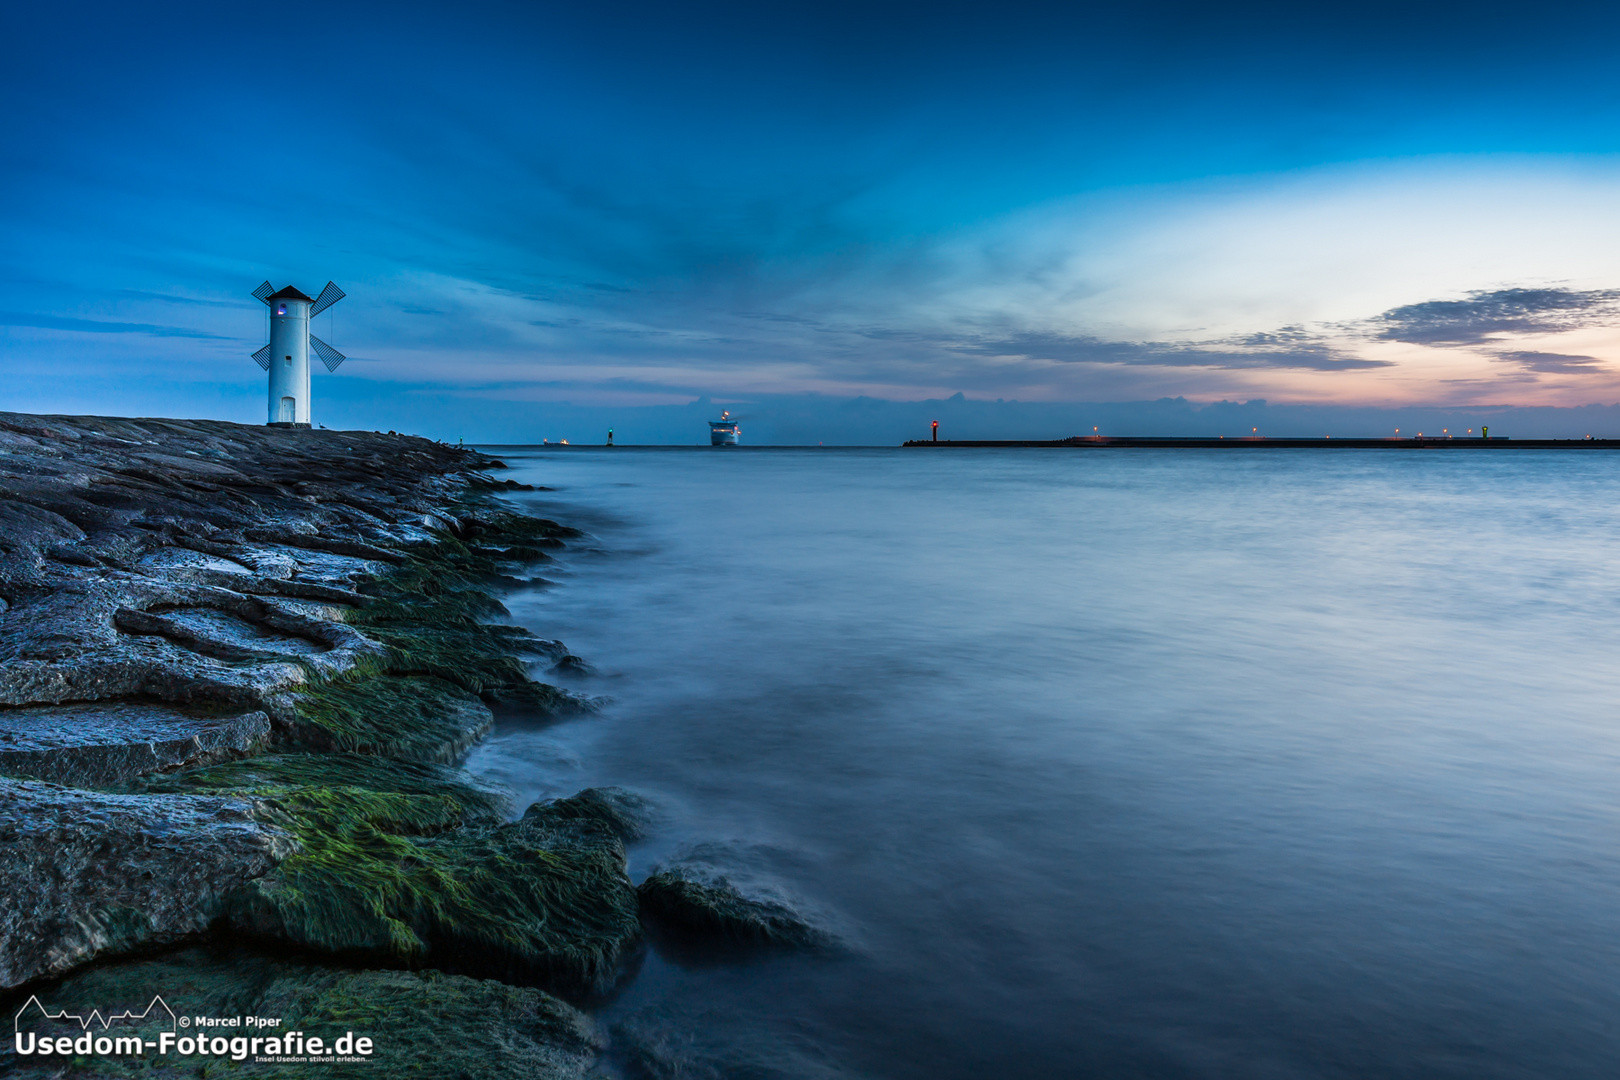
3 945 604 1080
0 778 297 989
481 680 601 717
0 701 270 787
138 751 513 827
524 786 653 843
268 674 495 763
0 413 482 722
551 653 594 675
637 867 841 953
0 412 616 998
223 787 643 999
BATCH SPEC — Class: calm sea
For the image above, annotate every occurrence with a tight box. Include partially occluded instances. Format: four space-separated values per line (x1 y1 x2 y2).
471 447 1620 1079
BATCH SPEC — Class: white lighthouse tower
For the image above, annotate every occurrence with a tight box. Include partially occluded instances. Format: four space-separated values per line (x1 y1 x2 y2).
251 280 346 428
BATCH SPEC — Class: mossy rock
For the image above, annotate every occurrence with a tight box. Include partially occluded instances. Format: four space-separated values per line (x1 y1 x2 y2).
456 509 581 542
469 542 555 564
277 674 494 763
482 681 598 719
1 945 603 1079
637 870 840 954
346 560 575 702
524 787 652 844
139 754 641 1000
297 524 587 740
227 796 642 999
136 751 511 826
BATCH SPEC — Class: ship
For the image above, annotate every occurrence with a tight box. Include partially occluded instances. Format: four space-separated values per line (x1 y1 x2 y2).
709 411 740 446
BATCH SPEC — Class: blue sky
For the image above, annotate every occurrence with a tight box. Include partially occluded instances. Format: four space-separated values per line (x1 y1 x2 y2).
8 1 1620 439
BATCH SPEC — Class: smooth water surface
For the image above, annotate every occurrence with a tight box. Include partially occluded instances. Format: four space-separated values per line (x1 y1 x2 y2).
471 447 1620 1079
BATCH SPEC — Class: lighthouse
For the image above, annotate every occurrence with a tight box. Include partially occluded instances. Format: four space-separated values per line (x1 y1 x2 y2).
251 280 346 428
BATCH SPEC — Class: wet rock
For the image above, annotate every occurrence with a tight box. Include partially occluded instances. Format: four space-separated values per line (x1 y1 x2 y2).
140 751 513 825
0 413 480 721
482 680 601 717
3 945 604 1080
268 674 495 763
637 868 841 953
0 778 297 989
522 637 572 661
0 412 611 996
0 701 270 787
223 787 642 999
524 786 653 843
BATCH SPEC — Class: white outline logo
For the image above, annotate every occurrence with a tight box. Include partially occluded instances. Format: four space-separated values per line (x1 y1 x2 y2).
14 994 177 1033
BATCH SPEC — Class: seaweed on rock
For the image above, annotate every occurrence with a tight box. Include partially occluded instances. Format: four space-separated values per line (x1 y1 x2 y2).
343 537 585 700
526 786 653 843
277 672 495 763
2 945 604 1080
0 415 638 1024
637 869 841 954
137 751 512 825
268 544 594 760
226 794 642 999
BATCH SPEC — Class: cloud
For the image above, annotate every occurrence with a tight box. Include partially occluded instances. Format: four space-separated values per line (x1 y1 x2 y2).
1493 350 1609 374
1372 287 1620 346
956 329 1392 371
0 312 233 339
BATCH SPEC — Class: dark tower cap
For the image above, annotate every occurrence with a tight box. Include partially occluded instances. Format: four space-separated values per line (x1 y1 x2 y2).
266 285 315 302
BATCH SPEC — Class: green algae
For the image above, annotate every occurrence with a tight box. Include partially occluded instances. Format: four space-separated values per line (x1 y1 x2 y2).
108 504 635 1002
137 752 511 826
279 673 493 763
524 788 652 844
637 870 841 954
228 798 642 997
348 569 549 697
266 524 593 760
1 945 603 1079
133 759 640 998
312 522 586 714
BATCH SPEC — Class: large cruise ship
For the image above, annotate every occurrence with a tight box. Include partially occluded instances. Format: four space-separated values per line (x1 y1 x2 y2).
709 411 740 446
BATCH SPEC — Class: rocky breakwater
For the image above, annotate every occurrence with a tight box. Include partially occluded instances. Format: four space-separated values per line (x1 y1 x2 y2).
0 412 633 1078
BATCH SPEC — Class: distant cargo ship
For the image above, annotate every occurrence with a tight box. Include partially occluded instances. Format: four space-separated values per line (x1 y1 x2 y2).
709 411 740 446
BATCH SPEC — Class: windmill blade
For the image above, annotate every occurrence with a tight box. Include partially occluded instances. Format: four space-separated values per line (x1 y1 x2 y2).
251 344 272 370
309 334 346 372
252 281 275 305
309 281 345 317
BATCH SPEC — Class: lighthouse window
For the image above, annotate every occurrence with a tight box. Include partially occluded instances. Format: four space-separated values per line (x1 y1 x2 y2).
276 304 286 315
284 356 292 366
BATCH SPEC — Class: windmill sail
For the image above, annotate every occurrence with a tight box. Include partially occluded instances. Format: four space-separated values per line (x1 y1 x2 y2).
252 281 275 305
309 281 345 318
251 344 272 370
309 335 346 371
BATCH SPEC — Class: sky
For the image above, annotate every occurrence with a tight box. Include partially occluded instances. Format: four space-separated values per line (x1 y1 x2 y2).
8 1 1620 440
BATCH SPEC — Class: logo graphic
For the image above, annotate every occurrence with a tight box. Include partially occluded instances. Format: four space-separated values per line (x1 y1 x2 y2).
13 993 374 1064
15 994 177 1034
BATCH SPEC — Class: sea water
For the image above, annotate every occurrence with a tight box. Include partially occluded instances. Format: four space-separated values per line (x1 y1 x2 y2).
468 447 1620 1078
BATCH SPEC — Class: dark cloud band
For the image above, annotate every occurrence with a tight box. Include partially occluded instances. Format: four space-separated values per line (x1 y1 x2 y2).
1374 288 1620 346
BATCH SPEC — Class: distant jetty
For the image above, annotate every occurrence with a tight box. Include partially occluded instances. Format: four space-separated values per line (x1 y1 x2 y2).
903 435 1620 449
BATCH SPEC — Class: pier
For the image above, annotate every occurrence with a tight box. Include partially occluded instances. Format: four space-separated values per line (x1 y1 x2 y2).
902 436 1620 449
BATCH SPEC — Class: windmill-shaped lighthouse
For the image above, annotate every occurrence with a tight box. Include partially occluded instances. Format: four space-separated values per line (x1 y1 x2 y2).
251 280 346 427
